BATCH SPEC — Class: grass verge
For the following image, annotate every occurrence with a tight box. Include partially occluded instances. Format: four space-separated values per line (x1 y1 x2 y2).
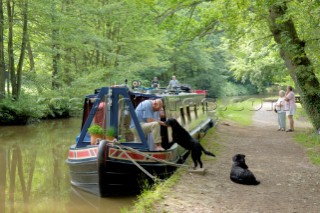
121 167 186 213
122 128 219 213
292 106 320 165
294 129 320 165
215 99 256 126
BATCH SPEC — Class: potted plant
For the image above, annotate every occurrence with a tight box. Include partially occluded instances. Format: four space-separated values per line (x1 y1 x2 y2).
105 126 116 141
88 124 105 145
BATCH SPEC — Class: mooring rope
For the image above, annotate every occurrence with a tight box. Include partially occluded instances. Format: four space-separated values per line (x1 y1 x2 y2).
114 144 157 180
114 141 188 168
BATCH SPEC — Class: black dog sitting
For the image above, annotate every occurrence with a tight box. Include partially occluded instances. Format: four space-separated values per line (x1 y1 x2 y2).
230 154 260 185
164 118 215 169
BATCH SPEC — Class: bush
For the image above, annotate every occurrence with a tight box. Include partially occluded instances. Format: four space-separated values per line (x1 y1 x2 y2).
0 94 47 125
36 88 84 119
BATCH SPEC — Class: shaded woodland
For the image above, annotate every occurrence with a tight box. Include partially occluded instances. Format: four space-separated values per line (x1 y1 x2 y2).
1 0 320 129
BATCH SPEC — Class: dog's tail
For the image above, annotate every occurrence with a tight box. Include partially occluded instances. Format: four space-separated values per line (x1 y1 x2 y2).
203 150 216 157
200 144 216 157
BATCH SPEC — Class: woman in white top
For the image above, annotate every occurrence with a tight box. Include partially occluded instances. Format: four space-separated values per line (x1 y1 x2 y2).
275 90 286 131
284 86 297 132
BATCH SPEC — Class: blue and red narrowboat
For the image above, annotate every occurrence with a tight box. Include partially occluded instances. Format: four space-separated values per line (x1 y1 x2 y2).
66 86 214 197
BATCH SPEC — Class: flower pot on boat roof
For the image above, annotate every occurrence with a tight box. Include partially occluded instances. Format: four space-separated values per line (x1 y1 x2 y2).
105 126 116 141
88 124 104 145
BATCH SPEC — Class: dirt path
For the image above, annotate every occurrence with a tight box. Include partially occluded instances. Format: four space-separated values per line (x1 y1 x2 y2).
154 104 320 213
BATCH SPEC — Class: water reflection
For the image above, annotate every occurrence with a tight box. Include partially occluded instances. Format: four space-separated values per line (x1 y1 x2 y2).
0 118 135 213
67 187 135 213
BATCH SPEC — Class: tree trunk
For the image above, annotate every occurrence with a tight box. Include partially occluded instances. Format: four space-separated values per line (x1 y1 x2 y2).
268 3 320 130
64 48 72 85
16 0 28 98
0 0 5 99
51 0 60 89
7 0 16 98
26 33 35 72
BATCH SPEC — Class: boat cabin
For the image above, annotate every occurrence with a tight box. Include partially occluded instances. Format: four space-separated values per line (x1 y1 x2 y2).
76 86 213 150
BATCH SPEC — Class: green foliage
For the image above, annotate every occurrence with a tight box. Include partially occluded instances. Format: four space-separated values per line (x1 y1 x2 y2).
0 86 84 124
0 93 47 125
35 87 83 118
86 125 117 141
88 124 104 135
220 82 256 97
87 124 116 136
216 99 255 126
106 126 116 137
2 0 320 127
122 168 185 213
2 0 257 103
229 41 288 92
136 34 234 97
295 130 320 165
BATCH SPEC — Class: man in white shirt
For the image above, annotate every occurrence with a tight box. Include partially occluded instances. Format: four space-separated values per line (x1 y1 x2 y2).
167 76 179 90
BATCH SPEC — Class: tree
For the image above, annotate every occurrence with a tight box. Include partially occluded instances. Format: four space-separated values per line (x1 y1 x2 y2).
5 0 28 99
268 2 320 129
156 0 320 129
217 0 320 129
0 0 5 99
50 0 60 89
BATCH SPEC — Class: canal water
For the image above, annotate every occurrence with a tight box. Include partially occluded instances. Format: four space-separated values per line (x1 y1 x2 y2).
0 118 135 213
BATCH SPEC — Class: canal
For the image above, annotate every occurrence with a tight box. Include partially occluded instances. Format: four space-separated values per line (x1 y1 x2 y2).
0 118 135 213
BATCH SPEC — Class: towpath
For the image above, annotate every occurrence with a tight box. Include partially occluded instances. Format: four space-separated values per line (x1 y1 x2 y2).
154 103 320 213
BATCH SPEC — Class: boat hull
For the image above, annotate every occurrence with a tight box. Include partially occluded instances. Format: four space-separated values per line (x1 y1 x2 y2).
66 141 186 197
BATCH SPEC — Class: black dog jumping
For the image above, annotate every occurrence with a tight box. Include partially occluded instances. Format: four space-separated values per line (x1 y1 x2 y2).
230 154 260 185
164 118 215 169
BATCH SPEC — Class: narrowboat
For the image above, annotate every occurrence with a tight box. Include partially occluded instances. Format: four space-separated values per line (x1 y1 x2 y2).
66 85 214 197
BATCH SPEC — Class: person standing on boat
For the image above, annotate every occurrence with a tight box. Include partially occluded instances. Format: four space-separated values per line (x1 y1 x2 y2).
130 99 166 151
167 76 180 93
151 77 160 88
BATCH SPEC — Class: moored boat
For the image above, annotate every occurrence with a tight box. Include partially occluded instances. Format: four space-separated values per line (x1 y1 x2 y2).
66 85 214 197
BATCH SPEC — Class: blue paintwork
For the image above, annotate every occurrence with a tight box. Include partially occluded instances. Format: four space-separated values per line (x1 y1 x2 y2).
75 87 160 149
